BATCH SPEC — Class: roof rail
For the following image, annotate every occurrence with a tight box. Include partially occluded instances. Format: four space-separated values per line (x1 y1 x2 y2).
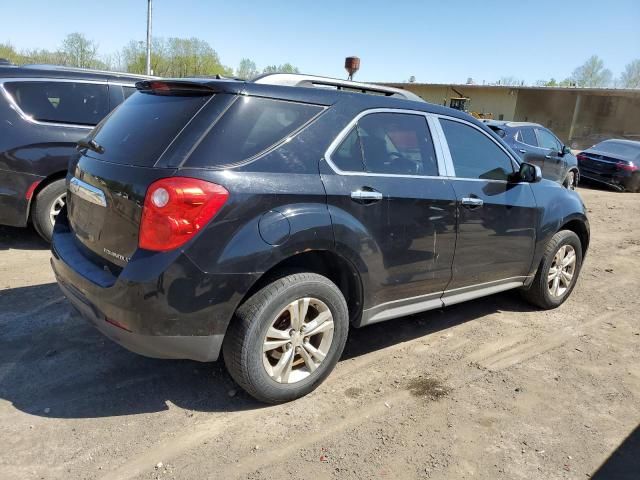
253 73 425 102
20 64 156 79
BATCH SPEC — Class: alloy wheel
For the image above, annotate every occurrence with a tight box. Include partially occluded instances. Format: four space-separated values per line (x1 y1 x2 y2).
547 245 576 297
262 297 334 384
49 193 66 226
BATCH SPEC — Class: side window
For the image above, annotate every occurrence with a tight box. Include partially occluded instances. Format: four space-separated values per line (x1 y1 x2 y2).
332 127 365 172
536 128 561 151
4 81 109 126
519 127 538 147
123 86 137 99
440 119 514 181
188 97 322 167
357 113 438 176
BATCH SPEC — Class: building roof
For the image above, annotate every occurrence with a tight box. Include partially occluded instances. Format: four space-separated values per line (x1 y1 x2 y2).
381 82 640 97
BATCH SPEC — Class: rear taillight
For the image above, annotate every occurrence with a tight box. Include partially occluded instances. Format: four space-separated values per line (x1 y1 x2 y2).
139 177 228 252
576 153 587 163
617 161 638 172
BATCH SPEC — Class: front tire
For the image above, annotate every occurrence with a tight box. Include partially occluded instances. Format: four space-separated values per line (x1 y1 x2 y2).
563 170 578 190
31 179 66 242
521 230 583 309
223 272 349 404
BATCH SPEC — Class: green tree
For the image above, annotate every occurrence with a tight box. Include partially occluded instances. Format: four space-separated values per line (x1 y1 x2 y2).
619 59 640 88
0 42 21 64
262 63 299 74
569 55 612 87
236 58 259 79
61 32 101 68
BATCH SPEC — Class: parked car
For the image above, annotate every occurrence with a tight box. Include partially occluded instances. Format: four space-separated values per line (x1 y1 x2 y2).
0 64 152 241
51 74 589 403
577 139 640 192
483 120 579 190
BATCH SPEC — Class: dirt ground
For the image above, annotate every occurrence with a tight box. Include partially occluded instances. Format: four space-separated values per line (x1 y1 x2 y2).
1 185 638 480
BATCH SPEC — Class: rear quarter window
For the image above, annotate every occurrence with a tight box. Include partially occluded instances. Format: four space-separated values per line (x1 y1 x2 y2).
88 91 211 166
186 96 323 167
4 80 108 126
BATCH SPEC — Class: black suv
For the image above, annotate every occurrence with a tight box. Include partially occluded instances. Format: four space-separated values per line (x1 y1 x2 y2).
51 74 589 403
483 120 579 190
0 64 151 240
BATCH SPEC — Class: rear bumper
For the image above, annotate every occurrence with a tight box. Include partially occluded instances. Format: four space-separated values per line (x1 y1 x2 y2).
51 213 259 362
56 275 224 361
578 168 634 190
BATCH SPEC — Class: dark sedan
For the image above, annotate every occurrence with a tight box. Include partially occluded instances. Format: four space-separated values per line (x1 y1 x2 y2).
577 139 640 192
483 120 579 189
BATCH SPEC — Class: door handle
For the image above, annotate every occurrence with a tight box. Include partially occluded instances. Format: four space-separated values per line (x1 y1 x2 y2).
519 149 527 154
461 197 484 209
545 154 553 159
351 188 383 203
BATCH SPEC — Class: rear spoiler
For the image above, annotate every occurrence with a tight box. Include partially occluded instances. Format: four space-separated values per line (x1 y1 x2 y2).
135 80 218 96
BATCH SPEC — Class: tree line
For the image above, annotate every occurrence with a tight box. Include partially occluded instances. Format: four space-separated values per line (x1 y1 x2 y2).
0 32 298 79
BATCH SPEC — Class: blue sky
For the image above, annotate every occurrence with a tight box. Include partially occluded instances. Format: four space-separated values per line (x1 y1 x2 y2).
3 0 639 83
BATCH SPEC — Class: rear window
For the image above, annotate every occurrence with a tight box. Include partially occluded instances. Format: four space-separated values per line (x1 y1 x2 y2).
5 80 108 126
594 141 640 159
88 91 210 166
187 96 323 167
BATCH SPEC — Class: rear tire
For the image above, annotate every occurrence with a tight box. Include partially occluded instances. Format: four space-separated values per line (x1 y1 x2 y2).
32 179 66 242
223 272 349 404
521 230 582 309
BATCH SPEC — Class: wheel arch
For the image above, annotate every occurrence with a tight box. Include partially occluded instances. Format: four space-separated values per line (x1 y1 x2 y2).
559 218 590 259
27 171 67 221
237 249 364 327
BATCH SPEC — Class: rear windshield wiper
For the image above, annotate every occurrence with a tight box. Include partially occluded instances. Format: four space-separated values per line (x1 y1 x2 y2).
77 137 105 154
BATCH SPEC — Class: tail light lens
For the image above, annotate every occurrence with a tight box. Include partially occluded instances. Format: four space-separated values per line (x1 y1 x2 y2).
576 153 587 163
139 177 228 252
617 161 638 172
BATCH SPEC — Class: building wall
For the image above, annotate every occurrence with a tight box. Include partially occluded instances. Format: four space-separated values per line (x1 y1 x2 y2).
513 90 577 142
404 85 518 120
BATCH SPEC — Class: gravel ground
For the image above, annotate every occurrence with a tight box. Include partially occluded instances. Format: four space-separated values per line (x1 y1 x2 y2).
0 185 638 480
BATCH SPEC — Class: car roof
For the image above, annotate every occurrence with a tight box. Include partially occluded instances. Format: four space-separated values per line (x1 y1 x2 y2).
483 120 542 129
0 64 155 83
595 138 640 147
151 75 485 126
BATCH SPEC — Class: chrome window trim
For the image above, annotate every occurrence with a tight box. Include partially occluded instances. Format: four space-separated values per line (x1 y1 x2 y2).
0 78 118 130
323 108 447 179
434 114 521 182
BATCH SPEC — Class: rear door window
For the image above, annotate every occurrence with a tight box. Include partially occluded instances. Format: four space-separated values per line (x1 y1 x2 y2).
536 128 561 151
88 90 211 166
187 97 323 167
5 80 108 126
440 119 514 181
518 127 538 146
357 113 438 176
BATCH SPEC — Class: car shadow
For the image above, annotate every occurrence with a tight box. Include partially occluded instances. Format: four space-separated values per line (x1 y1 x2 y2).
0 281 535 419
0 225 49 250
591 425 640 480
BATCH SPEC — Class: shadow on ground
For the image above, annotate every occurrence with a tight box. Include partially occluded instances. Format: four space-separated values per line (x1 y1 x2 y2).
0 225 48 251
0 278 536 420
592 425 640 480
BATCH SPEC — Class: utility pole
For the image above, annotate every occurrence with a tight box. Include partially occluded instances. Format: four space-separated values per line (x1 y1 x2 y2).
146 0 153 76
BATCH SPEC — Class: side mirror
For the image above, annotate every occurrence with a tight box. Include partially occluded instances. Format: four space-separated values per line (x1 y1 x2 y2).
561 145 572 156
517 162 542 183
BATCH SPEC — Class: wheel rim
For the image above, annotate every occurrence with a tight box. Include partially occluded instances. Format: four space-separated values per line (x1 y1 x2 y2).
547 244 576 298
566 172 576 190
49 193 66 226
262 297 334 384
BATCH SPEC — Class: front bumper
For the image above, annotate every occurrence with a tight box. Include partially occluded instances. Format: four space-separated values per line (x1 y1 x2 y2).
51 216 259 362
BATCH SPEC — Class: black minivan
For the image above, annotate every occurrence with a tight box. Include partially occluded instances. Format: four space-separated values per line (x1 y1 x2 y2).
52 74 589 403
0 64 151 240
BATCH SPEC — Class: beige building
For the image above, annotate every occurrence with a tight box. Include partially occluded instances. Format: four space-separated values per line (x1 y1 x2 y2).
384 83 640 149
